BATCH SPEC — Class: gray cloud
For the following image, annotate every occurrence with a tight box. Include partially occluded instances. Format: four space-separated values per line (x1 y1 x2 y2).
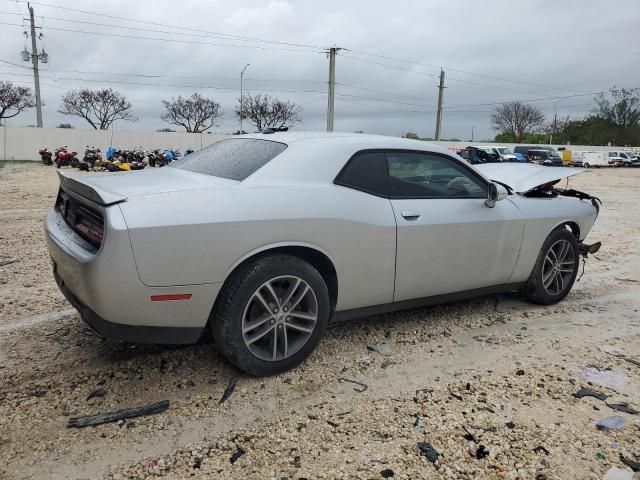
1 0 639 140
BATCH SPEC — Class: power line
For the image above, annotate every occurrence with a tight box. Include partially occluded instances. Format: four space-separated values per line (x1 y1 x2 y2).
10 1 323 50
0 22 321 54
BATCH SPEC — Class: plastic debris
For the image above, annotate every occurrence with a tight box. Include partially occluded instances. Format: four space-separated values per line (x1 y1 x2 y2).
369 341 393 356
596 415 626 431
413 416 424 433
603 467 634 480
380 468 395 478
505 421 516 429
229 447 245 464
86 387 107 401
573 387 608 401
533 446 550 455
417 442 439 463
620 454 640 472
337 377 368 393
219 376 238 404
606 402 639 415
596 452 607 461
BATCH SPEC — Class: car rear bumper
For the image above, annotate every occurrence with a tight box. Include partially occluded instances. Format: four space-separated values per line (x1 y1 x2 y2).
53 265 203 343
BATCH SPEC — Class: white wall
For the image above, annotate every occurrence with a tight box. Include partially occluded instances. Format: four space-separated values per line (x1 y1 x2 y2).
0 125 634 161
0 126 230 161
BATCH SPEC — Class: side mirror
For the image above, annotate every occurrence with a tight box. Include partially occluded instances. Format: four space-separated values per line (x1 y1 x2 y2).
485 182 508 208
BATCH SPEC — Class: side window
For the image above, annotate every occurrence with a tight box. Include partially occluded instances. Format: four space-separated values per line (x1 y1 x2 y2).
387 152 486 199
608 152 616 157
335 151 388 197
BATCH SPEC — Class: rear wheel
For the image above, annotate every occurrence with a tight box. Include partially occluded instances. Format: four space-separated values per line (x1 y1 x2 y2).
524 228 579 305
211 254 330 376
583 162 590 168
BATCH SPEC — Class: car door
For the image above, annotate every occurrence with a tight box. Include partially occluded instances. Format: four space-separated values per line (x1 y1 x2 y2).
387 150 525 302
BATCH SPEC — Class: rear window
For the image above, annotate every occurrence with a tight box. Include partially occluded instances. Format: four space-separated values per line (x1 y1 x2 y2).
170 138 287 181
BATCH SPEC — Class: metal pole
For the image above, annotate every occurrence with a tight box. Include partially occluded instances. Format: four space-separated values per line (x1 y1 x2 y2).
326 48 336 132
471 125 474 142
28 3 43 127
240 64 249 134
434 69 445 140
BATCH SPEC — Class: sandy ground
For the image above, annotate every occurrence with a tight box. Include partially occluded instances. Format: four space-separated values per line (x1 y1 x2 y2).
0 163 639 480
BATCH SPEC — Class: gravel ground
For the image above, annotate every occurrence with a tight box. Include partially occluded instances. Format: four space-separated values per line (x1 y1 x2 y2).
0 164 639 480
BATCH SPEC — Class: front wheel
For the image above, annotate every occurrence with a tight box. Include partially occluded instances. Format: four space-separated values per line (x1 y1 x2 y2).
211 254 330 376
524 228 579 305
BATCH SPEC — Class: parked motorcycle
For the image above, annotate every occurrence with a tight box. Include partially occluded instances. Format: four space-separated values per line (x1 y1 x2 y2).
54 146 78 169
82 146 102 168
38 147 53 165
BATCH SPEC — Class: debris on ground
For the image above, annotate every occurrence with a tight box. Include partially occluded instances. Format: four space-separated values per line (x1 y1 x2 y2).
573 387 608 401
229 447 245 464
337 377 368 392
417 442 439 463
67 400 170 428
85 387 107 401
572 366 627 390
475 445 489 459
380 468 395 478
595 415 626 431
219 377 238 404
606 402 639 414
368 341 393 356
620 454 640 472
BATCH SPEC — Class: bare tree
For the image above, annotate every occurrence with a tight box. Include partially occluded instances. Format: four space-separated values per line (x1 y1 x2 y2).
161 93 222 133
0 81 35 123
490 102 545 142
59 88 136 130
235 93 302 130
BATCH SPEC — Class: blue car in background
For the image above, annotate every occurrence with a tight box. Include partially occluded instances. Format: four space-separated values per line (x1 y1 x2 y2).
513 152 528 162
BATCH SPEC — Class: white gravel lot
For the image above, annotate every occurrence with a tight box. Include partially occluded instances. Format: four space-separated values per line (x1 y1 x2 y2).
0 163 639 480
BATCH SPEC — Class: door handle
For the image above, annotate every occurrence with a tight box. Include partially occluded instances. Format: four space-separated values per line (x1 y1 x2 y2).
401 210 421 220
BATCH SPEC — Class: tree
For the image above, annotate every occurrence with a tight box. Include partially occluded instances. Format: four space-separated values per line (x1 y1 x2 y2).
235 93 302 130
0 81 35 123
59 88 136 130
490 102 545 142
161 93 222 133
403 131 420 140
593 86 640 129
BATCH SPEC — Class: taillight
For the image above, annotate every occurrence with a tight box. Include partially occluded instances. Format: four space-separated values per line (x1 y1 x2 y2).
73 207 104 247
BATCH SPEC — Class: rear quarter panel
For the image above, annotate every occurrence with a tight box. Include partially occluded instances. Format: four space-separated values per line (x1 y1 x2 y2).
119 184 397 311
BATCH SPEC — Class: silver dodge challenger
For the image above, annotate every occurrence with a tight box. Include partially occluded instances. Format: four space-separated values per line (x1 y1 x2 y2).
45 132 601 375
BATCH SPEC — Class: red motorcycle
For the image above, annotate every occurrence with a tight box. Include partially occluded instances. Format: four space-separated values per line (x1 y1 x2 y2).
55 146 78 168
38 147 53 165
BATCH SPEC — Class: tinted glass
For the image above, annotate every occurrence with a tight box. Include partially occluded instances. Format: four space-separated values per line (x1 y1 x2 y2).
335 151 388 197
170 138 287 181
387 152 485 198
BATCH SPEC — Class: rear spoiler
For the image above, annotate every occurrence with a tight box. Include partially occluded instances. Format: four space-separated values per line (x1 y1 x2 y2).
57 170 127 206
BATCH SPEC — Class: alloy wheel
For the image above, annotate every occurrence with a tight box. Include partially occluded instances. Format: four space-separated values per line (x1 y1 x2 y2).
542 239 576 296
241 275 318 362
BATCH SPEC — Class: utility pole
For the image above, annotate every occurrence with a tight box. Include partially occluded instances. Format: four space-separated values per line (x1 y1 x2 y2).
471 125 475 142
239 63 249 134
28 3 43 128
434 69 445 140
326 47 341 132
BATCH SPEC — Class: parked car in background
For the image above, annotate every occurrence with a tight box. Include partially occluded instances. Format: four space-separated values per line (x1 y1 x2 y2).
471 145 518 162
513 152 528 162
572 151 631 168
609 150 637 167
527 149 563 166
45 133 601 375
514 146 562 165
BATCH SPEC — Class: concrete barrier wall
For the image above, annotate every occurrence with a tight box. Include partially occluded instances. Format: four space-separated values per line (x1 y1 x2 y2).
0 125 633 161
0 126 231 161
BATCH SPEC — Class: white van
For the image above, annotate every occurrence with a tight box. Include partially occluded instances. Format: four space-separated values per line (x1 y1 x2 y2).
572 151 622 168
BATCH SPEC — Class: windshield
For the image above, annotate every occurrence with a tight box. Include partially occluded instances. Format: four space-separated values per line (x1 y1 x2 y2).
170 138 287 181
497 148 513 155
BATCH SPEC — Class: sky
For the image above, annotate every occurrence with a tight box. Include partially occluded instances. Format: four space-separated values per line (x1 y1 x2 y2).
1 0 639 140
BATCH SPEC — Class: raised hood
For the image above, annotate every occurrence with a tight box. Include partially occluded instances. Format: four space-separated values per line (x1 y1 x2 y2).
474 163 586 193
58 168 236 205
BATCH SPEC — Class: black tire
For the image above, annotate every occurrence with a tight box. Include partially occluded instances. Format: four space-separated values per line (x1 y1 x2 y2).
210 254 330 376
524 228 579 305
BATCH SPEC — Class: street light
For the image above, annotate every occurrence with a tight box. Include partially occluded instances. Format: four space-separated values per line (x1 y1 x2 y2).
240 64 250 134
